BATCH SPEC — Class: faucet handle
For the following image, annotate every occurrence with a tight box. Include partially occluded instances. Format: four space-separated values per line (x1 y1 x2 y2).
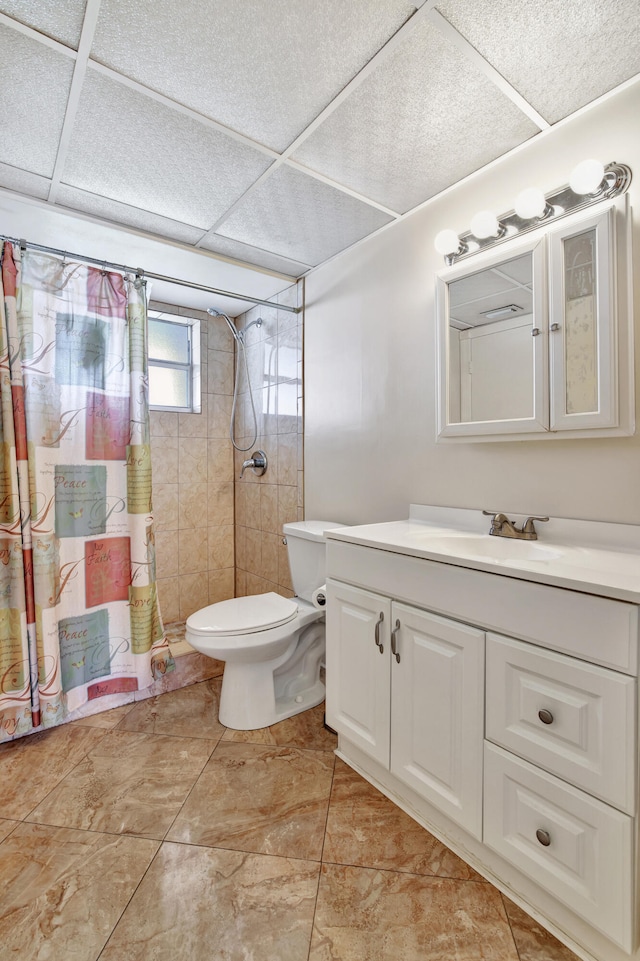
482 510 511 535
239 449 268 479
522 515 549 534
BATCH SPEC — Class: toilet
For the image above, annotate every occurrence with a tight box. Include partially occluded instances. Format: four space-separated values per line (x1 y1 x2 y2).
185 520 343 730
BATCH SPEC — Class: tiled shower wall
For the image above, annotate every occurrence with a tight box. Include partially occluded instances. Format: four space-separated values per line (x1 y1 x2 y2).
234 281 304 598
151 302 236 623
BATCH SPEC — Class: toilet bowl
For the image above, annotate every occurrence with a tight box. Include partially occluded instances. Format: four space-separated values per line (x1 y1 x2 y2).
185 520 343 730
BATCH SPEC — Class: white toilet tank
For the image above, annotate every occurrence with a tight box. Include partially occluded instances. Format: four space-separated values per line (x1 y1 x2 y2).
283 520 344 601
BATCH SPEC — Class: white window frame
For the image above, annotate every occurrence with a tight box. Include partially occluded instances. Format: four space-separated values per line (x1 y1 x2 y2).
148 308 201 414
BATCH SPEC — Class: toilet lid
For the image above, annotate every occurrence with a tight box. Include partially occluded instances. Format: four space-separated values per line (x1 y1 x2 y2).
186 592 298 637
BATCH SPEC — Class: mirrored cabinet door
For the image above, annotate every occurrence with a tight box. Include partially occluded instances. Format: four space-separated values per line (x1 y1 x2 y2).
548 207 617 430
437 237 548 437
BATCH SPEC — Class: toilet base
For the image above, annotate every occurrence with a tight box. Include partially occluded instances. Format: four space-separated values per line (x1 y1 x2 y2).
218 621 326 730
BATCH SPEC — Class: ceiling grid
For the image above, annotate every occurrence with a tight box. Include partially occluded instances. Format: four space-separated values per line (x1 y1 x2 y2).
0 0 638 275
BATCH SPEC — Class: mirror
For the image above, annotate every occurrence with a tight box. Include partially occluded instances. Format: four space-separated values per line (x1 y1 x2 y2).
447 252 534 423
437 236 546 437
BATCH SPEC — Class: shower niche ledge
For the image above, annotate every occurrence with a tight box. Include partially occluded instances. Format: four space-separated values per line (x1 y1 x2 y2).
325 505 640 961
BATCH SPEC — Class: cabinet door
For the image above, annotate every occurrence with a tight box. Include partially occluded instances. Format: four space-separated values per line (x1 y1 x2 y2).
325 580 391 767
549 206 617 430
389 603 485 838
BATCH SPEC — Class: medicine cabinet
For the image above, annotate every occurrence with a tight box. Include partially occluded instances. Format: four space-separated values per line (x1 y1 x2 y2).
436 197 633 441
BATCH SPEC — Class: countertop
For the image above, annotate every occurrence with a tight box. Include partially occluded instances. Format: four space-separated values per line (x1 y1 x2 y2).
325 506 640 604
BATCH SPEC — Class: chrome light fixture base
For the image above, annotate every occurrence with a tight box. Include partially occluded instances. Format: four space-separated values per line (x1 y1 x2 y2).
440 161 632 266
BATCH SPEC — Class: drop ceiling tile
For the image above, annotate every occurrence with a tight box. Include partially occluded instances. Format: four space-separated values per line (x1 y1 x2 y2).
90 0 417 151
198 234 309 277
217 165 394 266
0 162 50 200
292 17 539 214
55 185 206 245
62 70 273 229
0 0 87 48
0 25 74 177
436 0 640 123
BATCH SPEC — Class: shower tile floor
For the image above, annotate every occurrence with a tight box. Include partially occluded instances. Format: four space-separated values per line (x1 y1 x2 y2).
0 677 581 961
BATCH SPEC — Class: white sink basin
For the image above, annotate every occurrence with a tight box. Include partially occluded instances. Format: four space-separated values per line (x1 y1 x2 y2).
406 531 562 564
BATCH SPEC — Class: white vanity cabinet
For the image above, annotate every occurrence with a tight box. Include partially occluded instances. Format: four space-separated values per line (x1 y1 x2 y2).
325 524 640 961
326 581 484 837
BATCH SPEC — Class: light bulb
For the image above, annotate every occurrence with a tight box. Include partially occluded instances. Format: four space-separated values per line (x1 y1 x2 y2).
515 187 547 220
569 159 605 196
470 210 500 239
434 229 461 256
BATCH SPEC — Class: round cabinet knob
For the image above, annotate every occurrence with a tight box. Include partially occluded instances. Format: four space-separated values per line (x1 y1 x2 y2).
536 829 551 847
538 709 554 725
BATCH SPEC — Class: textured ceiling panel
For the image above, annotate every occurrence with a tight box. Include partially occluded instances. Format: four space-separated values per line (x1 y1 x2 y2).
62 71 273 228
0 26 74 177
56 185 206 245
437 0 640 123
198 233 309 277
0 0 87 48
0 162 51 200
217 165 394 265
292 18 539 214
90 0 417 151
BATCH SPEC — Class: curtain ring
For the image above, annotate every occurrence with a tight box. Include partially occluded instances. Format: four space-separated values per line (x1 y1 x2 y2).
100 261 107 276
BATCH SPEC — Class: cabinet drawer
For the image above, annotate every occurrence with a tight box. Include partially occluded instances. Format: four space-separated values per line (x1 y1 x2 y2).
484 743 633 951
486 634 636 812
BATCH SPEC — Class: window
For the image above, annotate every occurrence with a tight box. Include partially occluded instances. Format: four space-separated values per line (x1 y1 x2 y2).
148 309 201 413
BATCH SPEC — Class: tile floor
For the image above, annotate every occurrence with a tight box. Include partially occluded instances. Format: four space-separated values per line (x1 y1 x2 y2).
0 677 582 961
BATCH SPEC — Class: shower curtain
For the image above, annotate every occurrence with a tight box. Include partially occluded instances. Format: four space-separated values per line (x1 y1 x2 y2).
0 243 172 743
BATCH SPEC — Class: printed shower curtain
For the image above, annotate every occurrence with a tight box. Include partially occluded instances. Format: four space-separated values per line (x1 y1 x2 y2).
0 243 172 743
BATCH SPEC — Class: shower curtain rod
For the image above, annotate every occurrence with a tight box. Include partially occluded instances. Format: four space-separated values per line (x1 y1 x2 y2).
0 234 300 314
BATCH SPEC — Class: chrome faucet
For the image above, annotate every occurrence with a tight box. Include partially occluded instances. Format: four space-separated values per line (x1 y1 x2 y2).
482 510 549 540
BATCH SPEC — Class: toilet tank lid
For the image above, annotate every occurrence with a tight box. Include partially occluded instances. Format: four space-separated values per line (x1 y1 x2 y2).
283 520 345 542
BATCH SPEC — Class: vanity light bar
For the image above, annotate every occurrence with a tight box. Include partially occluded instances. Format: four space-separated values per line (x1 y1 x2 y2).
434 161 632 266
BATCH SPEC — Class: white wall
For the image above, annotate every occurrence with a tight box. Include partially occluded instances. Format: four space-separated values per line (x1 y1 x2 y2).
304 80 640 526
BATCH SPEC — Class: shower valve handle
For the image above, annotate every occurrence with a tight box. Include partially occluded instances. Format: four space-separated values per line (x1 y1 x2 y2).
239 450 268 478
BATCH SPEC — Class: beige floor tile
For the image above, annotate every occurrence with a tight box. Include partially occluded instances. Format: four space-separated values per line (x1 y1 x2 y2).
70 702 136 730
310 863 519 961
167 741 334 860
116 678 225 741
0 725 107 820
100 843 320 961
0 819 18 842
323 760 484 882
26 730 215 839
0 822 158 961
502 897 582 961
222 702 338 752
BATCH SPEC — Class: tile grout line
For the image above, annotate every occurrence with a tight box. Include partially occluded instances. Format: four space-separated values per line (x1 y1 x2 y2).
157 728 227 844
13 726 111 824
500 891 524 961
306 750 338 961
94 707 229 959
94 838 165 961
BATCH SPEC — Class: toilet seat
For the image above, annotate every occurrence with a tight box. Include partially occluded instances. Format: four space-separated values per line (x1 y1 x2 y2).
186 592 298 637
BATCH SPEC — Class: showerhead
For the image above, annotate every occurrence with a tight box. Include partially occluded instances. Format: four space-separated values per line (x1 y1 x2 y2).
206 307 263 345
206 307 242 344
